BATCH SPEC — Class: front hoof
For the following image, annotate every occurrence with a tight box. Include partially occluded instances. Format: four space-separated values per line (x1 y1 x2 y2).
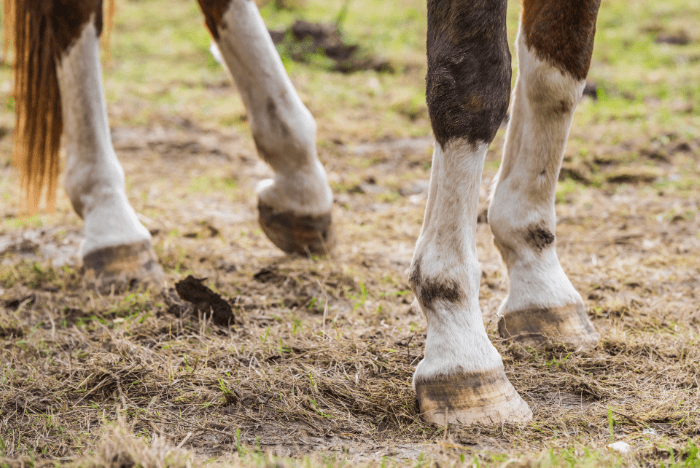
415 368 532 426
498 303 599 350
83 240 165 290
258 202 335 255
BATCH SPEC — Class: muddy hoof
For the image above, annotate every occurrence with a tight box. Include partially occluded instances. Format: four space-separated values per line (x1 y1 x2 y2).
83 240 165 289
415 368 532 426
498 303 599 350
258 203 335 255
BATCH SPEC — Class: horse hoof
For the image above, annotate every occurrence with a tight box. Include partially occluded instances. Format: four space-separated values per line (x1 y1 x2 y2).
498 303 599 350
258 202 335 255
415 367 532 426
83 240 165 289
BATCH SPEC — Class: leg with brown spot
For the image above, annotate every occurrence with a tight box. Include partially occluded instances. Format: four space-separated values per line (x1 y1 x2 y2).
488 0 601 349
409 0 531 426
52 1 163 288
197 0 334 255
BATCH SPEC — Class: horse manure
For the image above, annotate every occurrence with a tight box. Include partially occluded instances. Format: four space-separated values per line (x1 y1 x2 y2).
174 276 234 327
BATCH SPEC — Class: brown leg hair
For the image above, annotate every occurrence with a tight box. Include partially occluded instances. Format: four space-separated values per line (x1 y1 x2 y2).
425 0 511 148
196 0 231 40
521 0 601 80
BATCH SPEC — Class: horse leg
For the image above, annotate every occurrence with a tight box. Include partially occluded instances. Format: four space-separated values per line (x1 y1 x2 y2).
488 0 602 350
198 0 334 255
53 1 163 287
409 0 531 425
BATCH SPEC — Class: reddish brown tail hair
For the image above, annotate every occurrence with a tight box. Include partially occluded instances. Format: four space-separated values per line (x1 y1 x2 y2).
7 0 62 213
4 0 115 214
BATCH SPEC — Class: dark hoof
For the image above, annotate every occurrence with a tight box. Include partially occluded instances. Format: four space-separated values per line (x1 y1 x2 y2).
258 203 335 255
415 367 532 426
498 303 599 350
83 240 165 289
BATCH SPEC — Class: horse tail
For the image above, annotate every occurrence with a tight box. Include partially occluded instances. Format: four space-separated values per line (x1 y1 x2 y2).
101 0 116 59
5 0 115 213
7 0 63 213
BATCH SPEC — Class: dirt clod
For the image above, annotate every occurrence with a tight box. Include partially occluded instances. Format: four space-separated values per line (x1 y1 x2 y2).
269 20 393 73
253 265 284 284
0 324 24 338
174 276 234 327
3 294 35 310
582 81 598 100
655 31 691 45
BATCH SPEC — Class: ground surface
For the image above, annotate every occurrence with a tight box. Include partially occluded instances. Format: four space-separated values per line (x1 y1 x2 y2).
1 0 700 466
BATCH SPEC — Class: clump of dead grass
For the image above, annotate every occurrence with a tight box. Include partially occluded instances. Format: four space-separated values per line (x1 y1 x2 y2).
81 419 196 468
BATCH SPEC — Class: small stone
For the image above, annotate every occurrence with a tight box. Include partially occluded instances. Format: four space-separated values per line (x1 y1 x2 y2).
607 441 632 454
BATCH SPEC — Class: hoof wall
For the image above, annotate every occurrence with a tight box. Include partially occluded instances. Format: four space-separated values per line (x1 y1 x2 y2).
83 240 165 289
258 203 335 255
498 303 599 350
416 368 532 426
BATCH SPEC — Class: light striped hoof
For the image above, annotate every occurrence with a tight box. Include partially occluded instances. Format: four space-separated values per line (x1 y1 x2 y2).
498 303 599 350
258 202 335 255
83 240 165 289
415 368 532 426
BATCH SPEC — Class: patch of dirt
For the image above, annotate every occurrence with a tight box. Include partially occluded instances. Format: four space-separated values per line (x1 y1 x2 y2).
269 20 393 73
655 31 691 45
1 228 84 267
558 132 700 186
0 324 24 338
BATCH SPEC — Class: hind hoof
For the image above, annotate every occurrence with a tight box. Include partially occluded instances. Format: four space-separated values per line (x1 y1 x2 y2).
258 202 335 255
415 367 532 426
498 303 599 350
83 240 165 290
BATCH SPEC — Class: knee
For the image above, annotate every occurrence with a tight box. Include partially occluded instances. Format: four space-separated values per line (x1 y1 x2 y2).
426 53 511 147
516 0 600 120
518 37 585 118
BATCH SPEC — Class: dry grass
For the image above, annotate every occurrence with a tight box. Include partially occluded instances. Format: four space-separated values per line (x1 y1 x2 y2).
0 129 699 465
1 0 700 466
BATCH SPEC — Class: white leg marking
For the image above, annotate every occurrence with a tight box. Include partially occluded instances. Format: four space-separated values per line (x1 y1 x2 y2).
213 0 332 217
489 29 586 314
411 139 503 383
57 20 152 258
